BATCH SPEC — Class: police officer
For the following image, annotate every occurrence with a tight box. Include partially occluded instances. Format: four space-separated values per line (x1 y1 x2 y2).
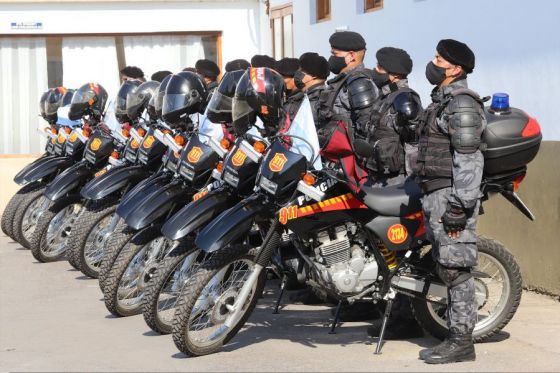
416 39 486 364
251 54 277 69
293 52 330 124
195 59 221 94
365 47 422 186
317 31 378 142
225 59 251 72
276 57 303 124
318 31 378 322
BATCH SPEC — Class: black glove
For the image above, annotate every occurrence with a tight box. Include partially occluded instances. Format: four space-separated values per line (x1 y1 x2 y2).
441 203 467 234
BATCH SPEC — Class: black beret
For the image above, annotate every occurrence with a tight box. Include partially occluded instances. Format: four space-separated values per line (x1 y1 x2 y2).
376 47 413 76
251 54 276 69
437 39 475 73
275 58 300 77
150 70 172 82
225 59 250 72
195 59 220 78
299 52 330 80
329 31 366 52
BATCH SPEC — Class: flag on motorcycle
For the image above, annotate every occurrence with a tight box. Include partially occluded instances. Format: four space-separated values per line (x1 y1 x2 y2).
285 95 322 170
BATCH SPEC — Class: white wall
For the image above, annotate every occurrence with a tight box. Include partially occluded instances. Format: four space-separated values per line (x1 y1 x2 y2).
0 0 267 71
286 0 560 140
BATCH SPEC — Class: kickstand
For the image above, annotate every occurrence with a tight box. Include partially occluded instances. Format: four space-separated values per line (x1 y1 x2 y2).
374 298 394 355
329 300 343 334
273 276 287 314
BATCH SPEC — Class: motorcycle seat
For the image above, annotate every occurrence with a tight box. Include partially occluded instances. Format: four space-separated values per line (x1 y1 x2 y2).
359 178 423 217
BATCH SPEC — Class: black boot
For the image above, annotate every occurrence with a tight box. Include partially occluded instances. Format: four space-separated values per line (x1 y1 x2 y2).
423 329 476 364
418 339 451 360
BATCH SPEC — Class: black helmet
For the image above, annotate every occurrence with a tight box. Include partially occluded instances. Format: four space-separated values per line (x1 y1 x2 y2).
206 70 246 124
39 89 51 121
154 74 173 120
232 67 285 137
162 71 208 125
44 87 69 122
126 80 160 122
115 80 142 123
68 82 108 121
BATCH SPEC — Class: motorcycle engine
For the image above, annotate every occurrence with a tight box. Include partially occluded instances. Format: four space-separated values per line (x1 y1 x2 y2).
312 224 379 294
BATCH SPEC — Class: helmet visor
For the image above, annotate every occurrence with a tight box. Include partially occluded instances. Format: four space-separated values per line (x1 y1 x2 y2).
115 95 128 115
232 96 256 136
162 93 188 117
206 91 233 123
71 89 95 106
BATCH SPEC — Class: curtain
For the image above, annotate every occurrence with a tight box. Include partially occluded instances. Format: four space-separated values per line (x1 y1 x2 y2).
123 35 204 78
0 37 48 154
62 37 120 109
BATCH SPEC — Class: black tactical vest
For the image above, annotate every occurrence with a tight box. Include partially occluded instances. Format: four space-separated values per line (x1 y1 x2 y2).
365 87 417 176
417 87 483 182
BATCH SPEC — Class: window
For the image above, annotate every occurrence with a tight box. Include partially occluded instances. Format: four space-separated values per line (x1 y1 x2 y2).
316 0 331 22
364 0 383 12
270 4 294 59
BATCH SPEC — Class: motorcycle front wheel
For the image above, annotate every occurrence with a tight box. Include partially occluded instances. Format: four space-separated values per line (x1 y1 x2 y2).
172 245 264 356
30 196 83 262
411 235 523 342
142 240 204 334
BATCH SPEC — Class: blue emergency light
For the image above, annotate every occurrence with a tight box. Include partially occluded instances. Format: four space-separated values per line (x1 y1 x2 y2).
491 93 510 111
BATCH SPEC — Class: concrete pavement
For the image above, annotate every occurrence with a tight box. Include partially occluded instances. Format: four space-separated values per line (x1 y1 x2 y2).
1 233 560 372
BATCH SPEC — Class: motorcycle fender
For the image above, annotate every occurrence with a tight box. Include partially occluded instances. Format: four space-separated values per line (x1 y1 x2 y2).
195 194 268 253
117 172 172 218
44 162 93 201
14 155 73 185
81 164 150 201
124 182 192 230
365 215 421 251
162 188 233 241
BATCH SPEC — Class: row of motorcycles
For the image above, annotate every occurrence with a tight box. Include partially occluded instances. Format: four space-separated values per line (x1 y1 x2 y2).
2 66 541 357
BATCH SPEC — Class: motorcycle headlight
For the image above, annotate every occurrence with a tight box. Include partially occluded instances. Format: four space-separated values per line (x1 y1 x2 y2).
259 176 278 195
223 171 239 188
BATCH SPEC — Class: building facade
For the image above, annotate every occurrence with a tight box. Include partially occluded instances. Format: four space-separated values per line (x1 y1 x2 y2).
0 0 271 154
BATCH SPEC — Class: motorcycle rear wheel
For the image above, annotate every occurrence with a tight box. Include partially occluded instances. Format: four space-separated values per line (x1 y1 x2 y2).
411 235 523 342
172 244 264 356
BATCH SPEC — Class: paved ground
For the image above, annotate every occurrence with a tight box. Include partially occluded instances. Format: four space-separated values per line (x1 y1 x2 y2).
1 234 560 372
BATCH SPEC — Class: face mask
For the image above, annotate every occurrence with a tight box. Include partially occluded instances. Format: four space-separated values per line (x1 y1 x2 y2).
425 61 448 86
371 69 390 88
293 70 307 90
328 55 347 74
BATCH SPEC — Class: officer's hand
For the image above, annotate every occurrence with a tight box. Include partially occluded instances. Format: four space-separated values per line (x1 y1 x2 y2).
440 203 467 239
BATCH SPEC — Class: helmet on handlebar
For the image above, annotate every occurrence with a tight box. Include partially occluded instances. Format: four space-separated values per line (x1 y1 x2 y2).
232 67 285 137
154 74 173 121
68 82 108 121
44 87 69 123
126 80 160 122
206 69 246 126
162 71 208 126
115 80 142 124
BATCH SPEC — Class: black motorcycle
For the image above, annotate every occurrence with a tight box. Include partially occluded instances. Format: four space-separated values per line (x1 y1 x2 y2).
28 121 129 262
3 89 82 246
171 104 540 357
101 129 223 317
142 135 267 334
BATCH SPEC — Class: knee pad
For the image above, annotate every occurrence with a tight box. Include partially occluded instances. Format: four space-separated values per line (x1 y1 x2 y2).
436 263 472 287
